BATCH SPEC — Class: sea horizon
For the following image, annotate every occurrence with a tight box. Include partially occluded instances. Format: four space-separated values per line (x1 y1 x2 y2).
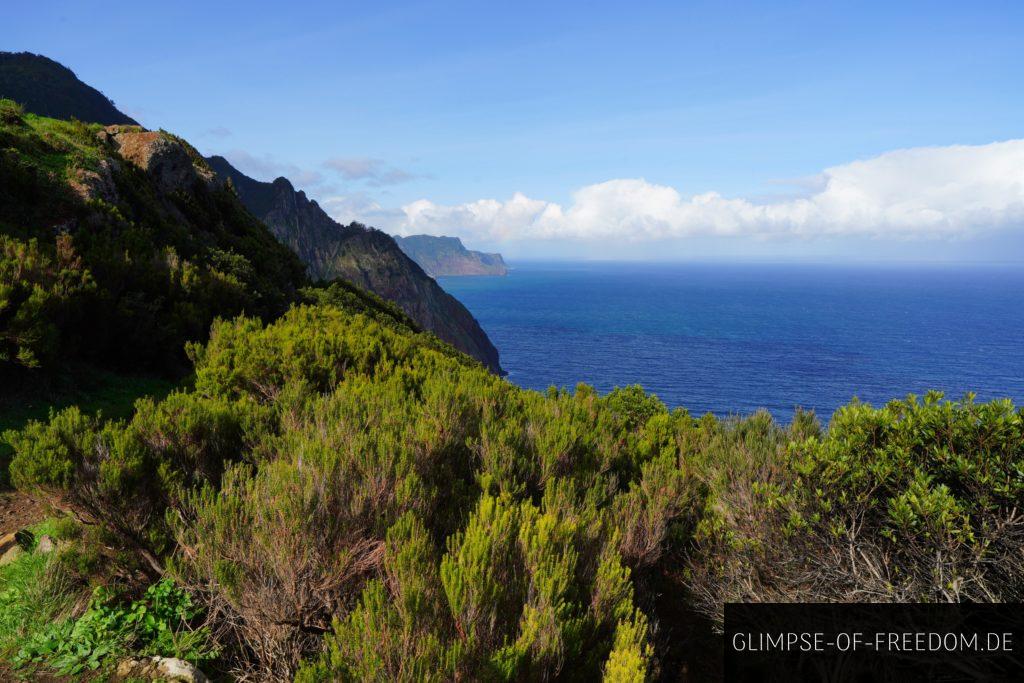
441 259 1024 422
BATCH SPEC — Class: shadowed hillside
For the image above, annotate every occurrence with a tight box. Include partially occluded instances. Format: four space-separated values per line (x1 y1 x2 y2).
0 100 306 380
0 52 137 125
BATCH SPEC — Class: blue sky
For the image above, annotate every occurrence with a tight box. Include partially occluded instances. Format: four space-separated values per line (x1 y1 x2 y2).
6 1 1024 260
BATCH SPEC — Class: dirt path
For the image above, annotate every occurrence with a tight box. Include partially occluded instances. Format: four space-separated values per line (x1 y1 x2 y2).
0 489 47 540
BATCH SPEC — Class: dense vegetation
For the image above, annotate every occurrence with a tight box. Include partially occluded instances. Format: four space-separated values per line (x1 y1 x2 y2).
6 290 1022 679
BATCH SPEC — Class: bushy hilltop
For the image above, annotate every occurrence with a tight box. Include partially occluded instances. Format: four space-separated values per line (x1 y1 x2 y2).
206 155 502 373
0 98 308 378
0 100 474 385
5 283 1023 679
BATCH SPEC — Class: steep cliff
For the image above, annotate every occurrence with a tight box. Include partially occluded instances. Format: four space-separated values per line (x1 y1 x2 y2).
206 156 502 373
394 235 508 277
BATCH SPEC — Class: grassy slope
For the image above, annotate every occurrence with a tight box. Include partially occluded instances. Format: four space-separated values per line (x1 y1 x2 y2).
0 518 78 658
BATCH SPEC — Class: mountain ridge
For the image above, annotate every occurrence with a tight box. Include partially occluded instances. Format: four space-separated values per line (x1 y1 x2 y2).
0 52 501 374
206 155 502 373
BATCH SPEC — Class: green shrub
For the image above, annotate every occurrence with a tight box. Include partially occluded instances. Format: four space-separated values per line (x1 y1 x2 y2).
687 393 1024 614
0 234 96 372
7 391 245 570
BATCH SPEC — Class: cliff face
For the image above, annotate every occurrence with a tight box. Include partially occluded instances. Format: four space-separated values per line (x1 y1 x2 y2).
206 156 502 373
394 235 508 277
0 52 138 125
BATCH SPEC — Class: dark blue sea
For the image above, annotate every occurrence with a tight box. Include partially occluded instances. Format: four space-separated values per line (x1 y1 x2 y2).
439 262 1024 423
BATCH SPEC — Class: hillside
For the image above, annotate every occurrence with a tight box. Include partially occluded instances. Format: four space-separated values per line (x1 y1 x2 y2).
0 99 309 381
0 52 501 374
395 234 508 277
206 155 502 373
0 52 137 125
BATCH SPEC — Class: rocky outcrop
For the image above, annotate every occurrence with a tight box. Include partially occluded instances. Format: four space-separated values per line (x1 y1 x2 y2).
102 127 214 194
206 155 502 373
394 235 507 277
68 157 119 203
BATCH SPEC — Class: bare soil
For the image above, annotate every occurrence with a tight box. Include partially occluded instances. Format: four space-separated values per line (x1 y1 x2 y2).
0 489 46 540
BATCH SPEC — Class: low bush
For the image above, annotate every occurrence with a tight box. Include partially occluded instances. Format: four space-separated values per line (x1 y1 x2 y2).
0 234 96 372
6 390 246 573
687 394 1024 617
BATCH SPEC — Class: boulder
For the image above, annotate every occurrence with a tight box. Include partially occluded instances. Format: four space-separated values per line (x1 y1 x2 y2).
0 529 33 564
0 531 17 554
68 158 120 203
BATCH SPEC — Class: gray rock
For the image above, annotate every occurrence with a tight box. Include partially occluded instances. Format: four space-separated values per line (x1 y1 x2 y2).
36 535 56 554
115 656 208 682
68 158 120 203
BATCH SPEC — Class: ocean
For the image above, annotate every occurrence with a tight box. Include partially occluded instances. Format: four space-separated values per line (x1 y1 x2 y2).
439 261 1024 423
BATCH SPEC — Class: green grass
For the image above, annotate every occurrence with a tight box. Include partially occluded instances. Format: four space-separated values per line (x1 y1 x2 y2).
0 518 80 662
0 367 186 488
1 517 215 679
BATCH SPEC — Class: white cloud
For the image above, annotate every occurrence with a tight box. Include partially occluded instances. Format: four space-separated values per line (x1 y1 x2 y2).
203 126 232 139
320 192 405 227
379 140 1024 242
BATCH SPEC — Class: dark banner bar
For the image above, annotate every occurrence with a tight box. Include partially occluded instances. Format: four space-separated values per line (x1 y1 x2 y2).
724 603 1024 682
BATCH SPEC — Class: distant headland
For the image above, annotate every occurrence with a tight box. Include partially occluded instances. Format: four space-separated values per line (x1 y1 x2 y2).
394 234 508 277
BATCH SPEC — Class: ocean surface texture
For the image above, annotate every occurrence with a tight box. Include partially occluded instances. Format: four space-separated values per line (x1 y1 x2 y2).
440 262 1024 422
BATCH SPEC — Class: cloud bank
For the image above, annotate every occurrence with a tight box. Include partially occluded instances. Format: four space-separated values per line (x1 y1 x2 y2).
372 140 1024 243
324 156 418 186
